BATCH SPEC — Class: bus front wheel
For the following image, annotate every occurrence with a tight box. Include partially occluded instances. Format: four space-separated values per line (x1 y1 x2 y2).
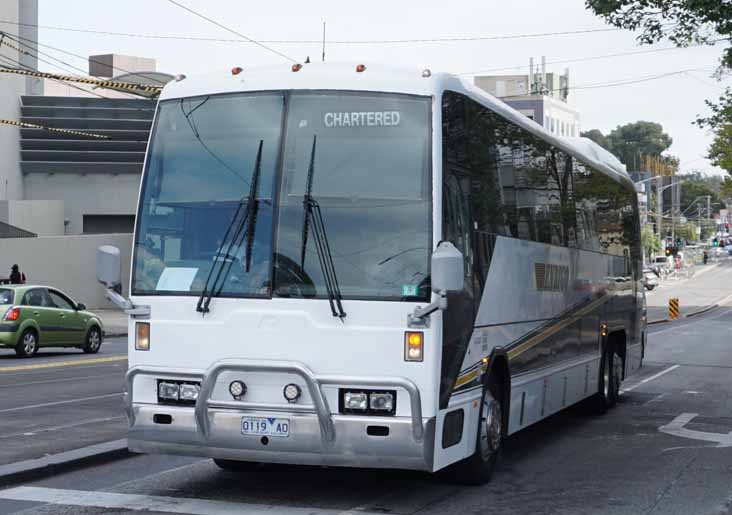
453 378 503 485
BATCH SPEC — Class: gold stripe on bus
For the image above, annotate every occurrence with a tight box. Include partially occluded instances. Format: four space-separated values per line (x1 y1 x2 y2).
507 295 610 360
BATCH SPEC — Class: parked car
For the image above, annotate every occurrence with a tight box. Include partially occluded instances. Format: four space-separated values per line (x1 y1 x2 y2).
0 285 103 358
650 255 673 275
642 268 659 291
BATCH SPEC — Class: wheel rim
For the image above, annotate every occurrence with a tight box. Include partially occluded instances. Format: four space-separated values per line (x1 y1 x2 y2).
479 396 502 461
23 333 36 354
89 330 100 351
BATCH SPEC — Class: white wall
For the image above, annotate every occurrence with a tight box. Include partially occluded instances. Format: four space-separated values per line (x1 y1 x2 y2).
0 233 132 308
23 174 141 234
0 1 24 203
0 200 65 236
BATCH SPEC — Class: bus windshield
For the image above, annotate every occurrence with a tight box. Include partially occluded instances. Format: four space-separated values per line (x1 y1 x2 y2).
132 91 432 301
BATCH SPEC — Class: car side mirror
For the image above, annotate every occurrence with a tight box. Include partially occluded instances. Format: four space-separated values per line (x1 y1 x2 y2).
97 245 122 290
76 303 87 311
431 241 464 295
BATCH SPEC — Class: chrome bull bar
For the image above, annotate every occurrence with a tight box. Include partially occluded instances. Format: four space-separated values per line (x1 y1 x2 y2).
125 359 424 445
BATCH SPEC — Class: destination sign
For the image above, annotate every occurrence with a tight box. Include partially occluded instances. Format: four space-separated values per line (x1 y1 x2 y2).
324 111 401 128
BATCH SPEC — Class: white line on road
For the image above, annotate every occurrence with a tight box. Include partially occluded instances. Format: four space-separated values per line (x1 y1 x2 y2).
0 393 121 414
659 413 732 447
621 364 680 393
0 373 120 388
0 486 387 515
0 416 125 440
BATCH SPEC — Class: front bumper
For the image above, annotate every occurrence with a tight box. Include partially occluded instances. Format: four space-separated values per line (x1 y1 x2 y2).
126 360 435 471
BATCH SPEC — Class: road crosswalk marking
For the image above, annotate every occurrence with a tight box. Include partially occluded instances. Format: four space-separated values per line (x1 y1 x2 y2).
0 486 385 515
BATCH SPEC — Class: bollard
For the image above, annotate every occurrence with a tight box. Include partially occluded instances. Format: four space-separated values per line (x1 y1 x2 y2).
669 298 680 320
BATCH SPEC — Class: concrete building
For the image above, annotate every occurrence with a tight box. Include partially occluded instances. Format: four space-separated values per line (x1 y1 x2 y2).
474 57 581 138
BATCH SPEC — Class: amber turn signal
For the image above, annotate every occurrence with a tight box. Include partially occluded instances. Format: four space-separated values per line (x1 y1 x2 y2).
405 331 423 362
136 322 150 351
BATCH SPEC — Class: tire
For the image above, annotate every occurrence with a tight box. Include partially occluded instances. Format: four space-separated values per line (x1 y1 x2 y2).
83 326 102 354
452 377 504 485
592 341 622 413
646 285 655 291
15 329 39 358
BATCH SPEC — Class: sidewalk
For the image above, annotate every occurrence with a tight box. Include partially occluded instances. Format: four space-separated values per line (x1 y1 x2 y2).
646 259 732 323
95 308 128 337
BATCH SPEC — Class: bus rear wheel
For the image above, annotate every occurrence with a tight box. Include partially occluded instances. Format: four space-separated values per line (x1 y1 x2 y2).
453 378 503 485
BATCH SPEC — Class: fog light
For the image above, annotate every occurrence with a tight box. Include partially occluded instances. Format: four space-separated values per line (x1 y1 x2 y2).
283 383 301 403
179 383 200 402
369 392 394 412
343 391 368 411
135 322 150 351
229 380 246 400
158 382 179 401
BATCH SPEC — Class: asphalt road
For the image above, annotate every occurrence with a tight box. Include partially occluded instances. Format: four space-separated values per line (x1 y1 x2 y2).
0 337 127 465
0 309 731 514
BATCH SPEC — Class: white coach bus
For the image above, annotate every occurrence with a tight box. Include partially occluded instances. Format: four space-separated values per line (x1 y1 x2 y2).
97 63 645 484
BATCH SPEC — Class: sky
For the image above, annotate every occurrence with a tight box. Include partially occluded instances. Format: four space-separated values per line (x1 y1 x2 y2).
25 0 732 175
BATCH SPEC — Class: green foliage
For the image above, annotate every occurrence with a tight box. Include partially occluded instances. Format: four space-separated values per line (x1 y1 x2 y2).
586 1 732 70
581 121 674 169
678 172 720 214
708 124 732 174
641 225 661 258
720 176 732 200
586 1 732 169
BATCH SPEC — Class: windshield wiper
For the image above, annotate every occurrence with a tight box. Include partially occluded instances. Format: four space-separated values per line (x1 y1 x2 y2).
196 139 263 315
300 135 346 320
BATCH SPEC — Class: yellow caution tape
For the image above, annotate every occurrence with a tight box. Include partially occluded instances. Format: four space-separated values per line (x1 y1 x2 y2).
0 118 111 139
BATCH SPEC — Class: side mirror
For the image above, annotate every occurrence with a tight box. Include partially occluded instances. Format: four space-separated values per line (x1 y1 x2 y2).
97 245 122 290
76 303 87 311
431 241 464 294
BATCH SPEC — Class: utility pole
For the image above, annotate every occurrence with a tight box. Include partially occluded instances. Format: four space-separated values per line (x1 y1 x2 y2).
656 178 663 243
322 21 326 62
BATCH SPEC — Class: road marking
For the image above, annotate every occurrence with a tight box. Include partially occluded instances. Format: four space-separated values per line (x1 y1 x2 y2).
0 355 126 373
0 372 119 388
0 393 120 414
660 413 732 447
0 486 387 515
0 416 125 439
621 364 680 392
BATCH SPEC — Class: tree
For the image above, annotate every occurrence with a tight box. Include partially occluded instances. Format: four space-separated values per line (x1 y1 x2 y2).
678 172 720 215
708 124 732 174
585 1 732 170
641 225 661 259
720 176 732 203
581 121 674 170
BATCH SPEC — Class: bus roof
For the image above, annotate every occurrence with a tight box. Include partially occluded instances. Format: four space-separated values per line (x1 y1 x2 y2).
159 62 634 188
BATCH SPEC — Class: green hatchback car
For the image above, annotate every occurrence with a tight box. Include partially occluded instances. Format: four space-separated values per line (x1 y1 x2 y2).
0 285 103 358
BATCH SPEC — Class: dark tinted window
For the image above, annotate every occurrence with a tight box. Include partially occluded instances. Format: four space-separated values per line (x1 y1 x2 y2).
22 289 52 307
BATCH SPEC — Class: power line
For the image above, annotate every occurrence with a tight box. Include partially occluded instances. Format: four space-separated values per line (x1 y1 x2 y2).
6 31 167 86
459 39 728 76
0 18 623 45
164 0 296 62
497 66 719 99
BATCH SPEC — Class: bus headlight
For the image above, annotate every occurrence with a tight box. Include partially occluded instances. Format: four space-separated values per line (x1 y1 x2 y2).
158 382 179 401
135 322 150 351
229 380 247 400
283 383 301 403
369 392 394 412
179 383 200 402
343 391 368 411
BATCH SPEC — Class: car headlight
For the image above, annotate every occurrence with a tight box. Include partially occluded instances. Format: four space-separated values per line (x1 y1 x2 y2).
343 391 368 411
179 383 200 402
158 382 179 401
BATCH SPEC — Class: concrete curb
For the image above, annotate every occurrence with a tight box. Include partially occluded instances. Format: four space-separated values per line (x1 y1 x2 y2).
686 304 719 318
0 439 130 487
648 319 669 325
104 331 128 338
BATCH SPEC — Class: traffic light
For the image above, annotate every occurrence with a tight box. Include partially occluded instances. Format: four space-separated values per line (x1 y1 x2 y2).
665 248 671 255
713 238 719 247
675 237 682 247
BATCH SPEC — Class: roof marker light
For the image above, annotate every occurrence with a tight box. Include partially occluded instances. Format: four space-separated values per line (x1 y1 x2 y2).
422 69 432 78
231 67 243 76
356 64 366 73
292 63 303 72
174 74 186 82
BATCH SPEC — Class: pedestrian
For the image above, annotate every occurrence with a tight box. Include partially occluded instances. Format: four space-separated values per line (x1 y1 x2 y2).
9 264 25 285
703 250 709 264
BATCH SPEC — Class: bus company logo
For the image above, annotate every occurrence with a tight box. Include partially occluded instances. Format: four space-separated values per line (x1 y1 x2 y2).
534 262 569 292
324 111 401 128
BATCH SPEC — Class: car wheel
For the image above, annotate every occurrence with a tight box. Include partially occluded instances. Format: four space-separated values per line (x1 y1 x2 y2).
646 285 655 291
15 329 38 358
451 377 504 485
83 326 102 354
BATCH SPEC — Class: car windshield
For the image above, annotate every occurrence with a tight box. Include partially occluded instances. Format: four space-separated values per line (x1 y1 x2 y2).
0 289 13 305
132 91 432 301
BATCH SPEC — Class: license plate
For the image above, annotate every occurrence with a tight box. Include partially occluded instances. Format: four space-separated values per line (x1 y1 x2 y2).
241 417 290 437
